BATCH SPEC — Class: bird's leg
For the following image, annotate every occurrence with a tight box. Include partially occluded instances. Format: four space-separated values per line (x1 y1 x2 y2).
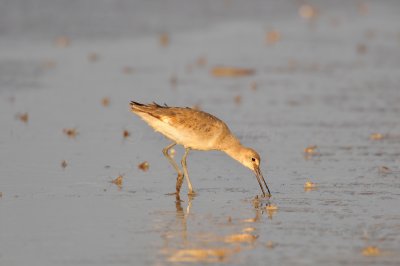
163 143 184 195
181 148 195 195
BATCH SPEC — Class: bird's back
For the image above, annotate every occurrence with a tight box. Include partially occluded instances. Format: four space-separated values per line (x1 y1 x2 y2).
131 101 236 150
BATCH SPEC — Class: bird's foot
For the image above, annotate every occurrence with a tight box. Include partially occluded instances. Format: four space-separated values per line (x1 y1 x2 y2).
188 190 197 196
263 193 272 199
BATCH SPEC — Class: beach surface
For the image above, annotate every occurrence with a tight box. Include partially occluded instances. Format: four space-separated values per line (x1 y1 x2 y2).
1 1 400 265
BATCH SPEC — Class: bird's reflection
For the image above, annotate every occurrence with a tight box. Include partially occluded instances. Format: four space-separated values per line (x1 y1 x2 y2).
160 194 195 251
174 194 194 245
251 195 275 220
158 194 273 263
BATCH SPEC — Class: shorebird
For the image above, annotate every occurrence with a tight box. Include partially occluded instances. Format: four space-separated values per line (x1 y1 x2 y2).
130 101 271 197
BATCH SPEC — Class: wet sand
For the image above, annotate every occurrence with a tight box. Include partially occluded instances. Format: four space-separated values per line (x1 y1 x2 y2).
1 1 400 265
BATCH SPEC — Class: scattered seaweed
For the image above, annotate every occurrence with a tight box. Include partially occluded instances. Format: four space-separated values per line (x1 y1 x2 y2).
138 161 150 171
304 145 319 159
234 95 242 105
16 112 29 123
304 181 317 191
101 97 110 107
55 36 71 48
111 175 123 188
362 246 381 256
211 66 255 77
265 241 276 249
196 56 207 67
63 128 78 138
369 133 385 140
356 44 367 55
250 81 257 91
123 130 131 139
88 52 99 62
159 33 169 47
304 145 318 155
378 166 391 175
357 1 369 15
266 30 281 45
299 4 318 20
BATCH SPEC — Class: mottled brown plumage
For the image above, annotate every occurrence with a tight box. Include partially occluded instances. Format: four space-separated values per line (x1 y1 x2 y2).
130 101 271 197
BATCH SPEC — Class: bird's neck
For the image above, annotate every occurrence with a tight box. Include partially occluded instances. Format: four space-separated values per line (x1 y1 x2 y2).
223 142 246 164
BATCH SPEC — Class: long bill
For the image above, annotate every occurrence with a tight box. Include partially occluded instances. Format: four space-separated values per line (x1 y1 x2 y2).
254 166 271 197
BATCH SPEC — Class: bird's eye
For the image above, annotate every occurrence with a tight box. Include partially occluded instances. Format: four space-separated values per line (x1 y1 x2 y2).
251 157 256 162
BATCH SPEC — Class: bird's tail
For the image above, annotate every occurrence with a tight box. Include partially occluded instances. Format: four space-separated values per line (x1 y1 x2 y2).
130 101 146 113
130 101 167 113
130 101 169 121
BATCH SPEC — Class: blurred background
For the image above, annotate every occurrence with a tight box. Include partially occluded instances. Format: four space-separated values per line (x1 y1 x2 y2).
0 0 390 40
1 1 400 265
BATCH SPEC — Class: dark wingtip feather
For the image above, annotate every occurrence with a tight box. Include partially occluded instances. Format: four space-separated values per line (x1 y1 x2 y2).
131 100 168 111
130 101 144 107
152 101 162 107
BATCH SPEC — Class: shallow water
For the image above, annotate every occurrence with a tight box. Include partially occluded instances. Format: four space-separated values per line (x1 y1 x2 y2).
1 1 400 265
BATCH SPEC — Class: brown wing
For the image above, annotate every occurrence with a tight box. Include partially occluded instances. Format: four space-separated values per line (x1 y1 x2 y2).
131 101 224 130
130 101 232 148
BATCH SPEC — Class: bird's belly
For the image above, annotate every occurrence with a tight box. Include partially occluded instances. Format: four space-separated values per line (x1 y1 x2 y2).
157 125 217 150
139 113 220 150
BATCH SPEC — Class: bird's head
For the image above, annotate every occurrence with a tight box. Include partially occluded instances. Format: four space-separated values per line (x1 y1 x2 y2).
225 146 271 197
239 147 261 171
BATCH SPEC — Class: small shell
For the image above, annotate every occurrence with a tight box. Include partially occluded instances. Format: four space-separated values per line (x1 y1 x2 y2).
266 30 281 44
138 161 150 171
211 66 255 77
304 145 317 154
88 52 99 62
16 113 29 123
299 4 318 20
55 36 71 48
378 166 391 174
370 133 384 140
101 97 110 107
123 130 130 139
63 128 78 138
196 56 207 67
111 175 123 187
304 181 317 189
362 246 381 256
159 33 169 47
